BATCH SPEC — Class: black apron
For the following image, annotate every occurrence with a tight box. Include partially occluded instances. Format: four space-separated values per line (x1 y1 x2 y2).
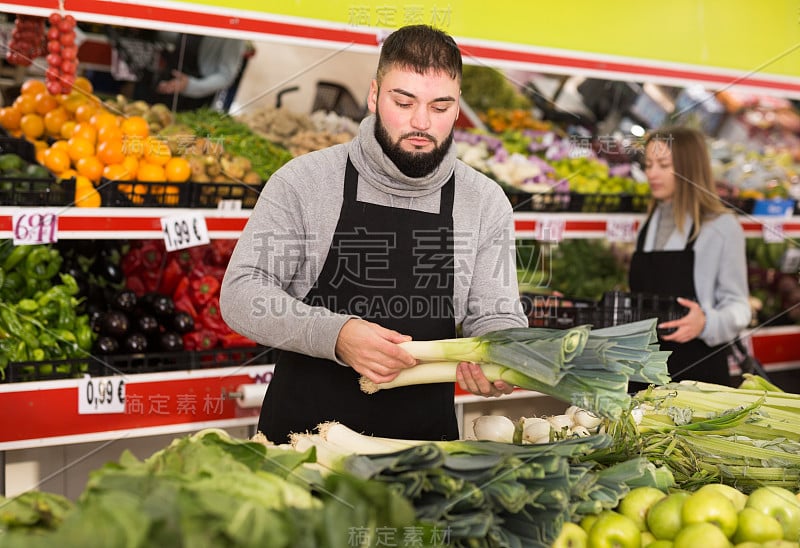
258 157 460 443
629 214 731 386
148 34 216 111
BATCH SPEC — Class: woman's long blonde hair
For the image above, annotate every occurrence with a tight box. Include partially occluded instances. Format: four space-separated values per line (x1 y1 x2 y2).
645 126 729 241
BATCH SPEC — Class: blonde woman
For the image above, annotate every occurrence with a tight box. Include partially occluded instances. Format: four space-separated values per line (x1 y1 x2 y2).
629 126 751 386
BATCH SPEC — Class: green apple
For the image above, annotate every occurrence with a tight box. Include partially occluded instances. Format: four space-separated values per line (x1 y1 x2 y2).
681 488 738 539
696 484 748 512
761 541 800 548
553 522 589 548
733 543 761 548
745 486 800 541
618 487 668 531
733 507 784 544
673 522 732 548
582 514 599 533
647 492 690 540
647 542 673 548
640 531 656 547
587 510 641 548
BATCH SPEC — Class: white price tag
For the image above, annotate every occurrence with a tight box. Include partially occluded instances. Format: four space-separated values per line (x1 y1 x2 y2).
535 218 565 242
78 376 126 414
606 217 637 242
780 248 800 274
160 213 209 252
12 209 59 245
762 221 785 243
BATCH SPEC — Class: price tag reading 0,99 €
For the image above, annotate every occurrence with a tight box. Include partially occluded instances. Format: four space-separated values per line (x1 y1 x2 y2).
12 209 59 245
160 213 210 252
78 376 126 414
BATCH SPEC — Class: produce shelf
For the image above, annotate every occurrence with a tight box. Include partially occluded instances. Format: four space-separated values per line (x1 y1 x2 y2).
3 208 800 240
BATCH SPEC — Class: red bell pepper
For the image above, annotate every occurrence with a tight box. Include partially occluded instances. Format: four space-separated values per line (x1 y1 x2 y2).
159 257 184 296
172 277 197 319
200 297 231 335
190 275 220 307
183 329 219 351
220 332 257 348
140 240 164 271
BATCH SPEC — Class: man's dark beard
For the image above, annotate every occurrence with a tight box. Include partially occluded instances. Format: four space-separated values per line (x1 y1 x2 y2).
374 110 453 178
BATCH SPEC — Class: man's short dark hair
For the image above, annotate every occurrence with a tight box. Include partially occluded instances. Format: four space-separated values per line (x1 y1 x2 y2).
376 25 462 84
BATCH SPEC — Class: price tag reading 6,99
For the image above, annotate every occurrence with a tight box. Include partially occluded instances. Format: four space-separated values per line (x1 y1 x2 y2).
160 213 210 252
12 209 59 245
78 376 126 414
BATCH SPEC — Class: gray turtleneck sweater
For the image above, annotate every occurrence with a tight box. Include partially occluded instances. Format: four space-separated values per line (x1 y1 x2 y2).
220 116 528 363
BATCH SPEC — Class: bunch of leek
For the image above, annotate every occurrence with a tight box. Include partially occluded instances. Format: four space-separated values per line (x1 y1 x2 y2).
591 376 800 493
360 319 670 419
292 422 674 548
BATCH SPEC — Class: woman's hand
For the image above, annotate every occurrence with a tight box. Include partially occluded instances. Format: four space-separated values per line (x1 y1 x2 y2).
156 70 189 94
659 297 706 343
456 361 514 397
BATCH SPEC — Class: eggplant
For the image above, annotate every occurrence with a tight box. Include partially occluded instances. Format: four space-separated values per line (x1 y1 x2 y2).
150 294 175 319
94 336 120 355
113 289 138 314
159 331 184 352
102 310 130 337
124 333 148 353
137 314 160 335
172 311 195 334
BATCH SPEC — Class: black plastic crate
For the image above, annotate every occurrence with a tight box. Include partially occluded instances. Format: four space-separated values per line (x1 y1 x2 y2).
98 178 193 207
191 180 265 209
505 188 571 212
568 193 649 213
521 293 598 329
0 176 75 206
3 345 278 383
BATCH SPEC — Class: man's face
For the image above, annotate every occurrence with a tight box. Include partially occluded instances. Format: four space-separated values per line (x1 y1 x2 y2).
368 66 460 178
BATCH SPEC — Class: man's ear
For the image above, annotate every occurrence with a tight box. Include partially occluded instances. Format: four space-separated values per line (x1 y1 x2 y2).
367 79 378 113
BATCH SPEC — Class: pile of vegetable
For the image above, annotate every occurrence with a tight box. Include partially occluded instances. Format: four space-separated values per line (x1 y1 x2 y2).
361 319 670 420
0 428 416 547
121 239 256 351
291 422 673 547
590 375 800 493
0 242 94 378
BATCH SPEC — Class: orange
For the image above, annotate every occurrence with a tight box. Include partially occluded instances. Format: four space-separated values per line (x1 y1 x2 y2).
165 157 191 182
51 139 70 153
13 94 37 115
74 175 101 207
60 120 77 140
136 161 166 182
121 155 139 179
143 136 171 166
74 103 97 124
122 135 146 158
42 147 71 173
60 92 86 114
31 139 48 152
120 116 149 138
90 110 119 130
56 168 78 182
20 79 47 96
97 124 123 143
96 139 125 166
35 147 46 164
34 92 58 115
43 107 68 136
0 106 22 130
71 122 97 144
102 163 132 181
67 136 95 162
160 185 181 205
20 113 45 139
72 76 94 95
75 155 104 182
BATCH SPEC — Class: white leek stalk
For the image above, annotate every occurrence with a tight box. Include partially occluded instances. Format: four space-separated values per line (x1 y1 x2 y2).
472 415 516 443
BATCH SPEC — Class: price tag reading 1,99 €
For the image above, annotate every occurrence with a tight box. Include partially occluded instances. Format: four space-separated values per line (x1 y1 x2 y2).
12 209 59 245
160 212 210 252
78 376 126 414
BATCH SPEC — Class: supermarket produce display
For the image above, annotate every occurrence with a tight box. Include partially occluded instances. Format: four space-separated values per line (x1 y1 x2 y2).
0 8 799 547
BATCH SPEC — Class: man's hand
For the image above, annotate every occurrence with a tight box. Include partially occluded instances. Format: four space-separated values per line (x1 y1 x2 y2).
659 297 706 343
456 361 514 397
156 70 189 94
335 318 417 384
